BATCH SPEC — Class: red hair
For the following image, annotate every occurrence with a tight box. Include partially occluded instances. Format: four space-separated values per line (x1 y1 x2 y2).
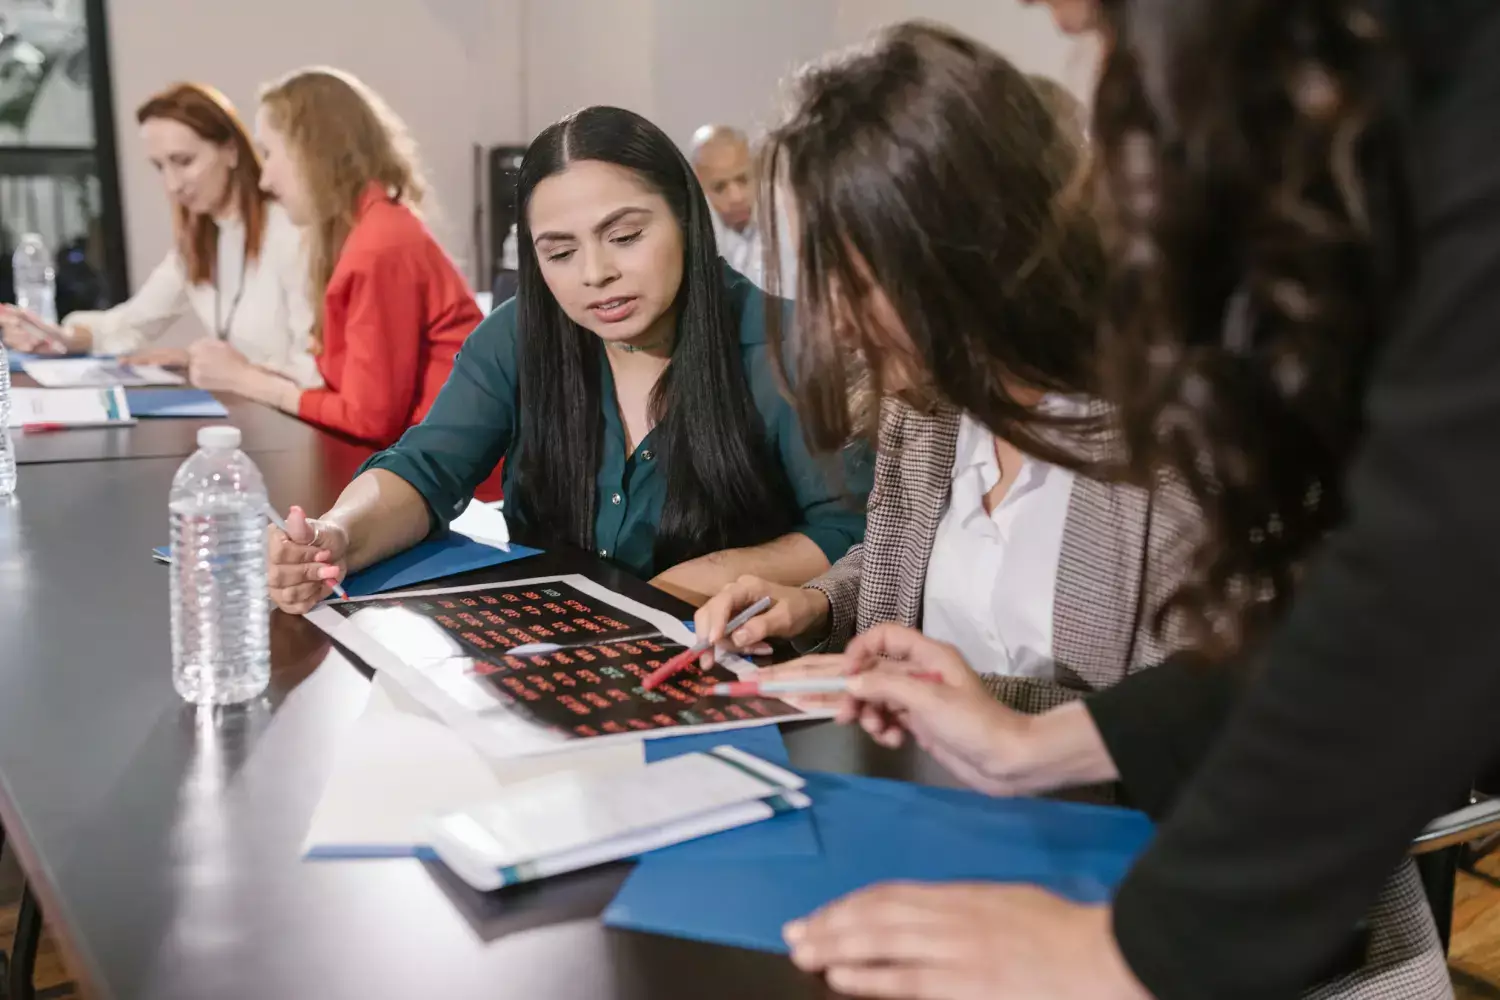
135 82 267 285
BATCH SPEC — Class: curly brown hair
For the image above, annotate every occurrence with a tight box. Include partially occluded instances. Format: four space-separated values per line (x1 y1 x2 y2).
1091 0 1389 657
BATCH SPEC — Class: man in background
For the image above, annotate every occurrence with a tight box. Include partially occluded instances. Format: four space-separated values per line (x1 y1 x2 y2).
690 124 794 296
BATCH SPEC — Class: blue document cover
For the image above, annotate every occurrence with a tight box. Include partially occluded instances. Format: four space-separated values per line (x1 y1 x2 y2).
126 388 229 418
155 534 542 596
340 535 542 597
604 770 1153 954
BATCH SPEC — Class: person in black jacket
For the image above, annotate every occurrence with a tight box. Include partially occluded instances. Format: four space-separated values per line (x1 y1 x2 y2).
769 0 1500 997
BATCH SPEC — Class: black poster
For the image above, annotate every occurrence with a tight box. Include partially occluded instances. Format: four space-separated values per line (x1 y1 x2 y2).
332 581 800 739
331 579 657 655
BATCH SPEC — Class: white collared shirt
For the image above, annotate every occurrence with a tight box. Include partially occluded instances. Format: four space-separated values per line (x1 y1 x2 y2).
921 411 1078 677
66 201 322 387
711 208 798 298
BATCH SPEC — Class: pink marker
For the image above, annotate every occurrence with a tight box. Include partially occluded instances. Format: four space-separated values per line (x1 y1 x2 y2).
711 672 942 697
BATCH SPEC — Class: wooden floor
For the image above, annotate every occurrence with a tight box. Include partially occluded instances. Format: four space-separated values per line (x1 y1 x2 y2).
1 842 1498 998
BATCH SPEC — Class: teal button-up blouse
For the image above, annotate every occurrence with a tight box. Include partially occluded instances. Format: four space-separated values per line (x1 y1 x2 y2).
360 265 870 578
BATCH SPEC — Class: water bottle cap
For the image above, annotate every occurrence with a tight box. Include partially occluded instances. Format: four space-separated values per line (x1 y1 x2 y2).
197 425 242 450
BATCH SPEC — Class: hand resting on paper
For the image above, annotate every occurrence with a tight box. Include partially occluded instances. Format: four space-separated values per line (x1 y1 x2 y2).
759 624 1118 798
267 505 350 614
694 574 830 668
0 304 89 354
123 346 191 369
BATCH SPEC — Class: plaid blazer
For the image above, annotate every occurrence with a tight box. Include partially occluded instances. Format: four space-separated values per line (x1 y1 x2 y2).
802 398 1450 1000
805 398 1199 713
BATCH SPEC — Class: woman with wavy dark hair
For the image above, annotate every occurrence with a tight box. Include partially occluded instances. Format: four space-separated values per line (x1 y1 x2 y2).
776 1 1498 998
266 105 868 614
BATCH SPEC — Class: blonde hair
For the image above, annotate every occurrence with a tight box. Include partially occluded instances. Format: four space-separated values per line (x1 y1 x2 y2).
258 67 429 351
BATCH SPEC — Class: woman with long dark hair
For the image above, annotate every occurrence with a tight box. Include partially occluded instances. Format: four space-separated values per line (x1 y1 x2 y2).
768 2 1496 997
266 105 867 613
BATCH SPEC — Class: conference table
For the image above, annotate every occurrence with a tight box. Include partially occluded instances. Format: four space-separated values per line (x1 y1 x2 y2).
0 381 954 999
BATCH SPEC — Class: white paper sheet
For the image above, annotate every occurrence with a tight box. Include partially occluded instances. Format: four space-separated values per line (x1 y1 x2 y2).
302 673 644 858
6 386 134 428
428 747 806 889
449 499 510 549
23 357 185 387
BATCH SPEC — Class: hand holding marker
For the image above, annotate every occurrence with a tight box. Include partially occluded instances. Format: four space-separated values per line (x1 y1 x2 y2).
264 503 349 600
640 596 774 690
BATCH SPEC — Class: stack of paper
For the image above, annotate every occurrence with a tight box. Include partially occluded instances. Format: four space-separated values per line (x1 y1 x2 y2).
300 677 819 866
428 745 808 890
302 674 643 860
23 357 184 387
6 386 134 429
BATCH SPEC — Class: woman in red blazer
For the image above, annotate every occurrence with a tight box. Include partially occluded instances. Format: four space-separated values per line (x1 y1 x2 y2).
189 66 481 447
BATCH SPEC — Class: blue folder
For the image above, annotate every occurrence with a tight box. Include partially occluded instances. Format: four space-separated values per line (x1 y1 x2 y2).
154 533 542 596
603 771 1153 954
340 534 542 597
126 388 228 418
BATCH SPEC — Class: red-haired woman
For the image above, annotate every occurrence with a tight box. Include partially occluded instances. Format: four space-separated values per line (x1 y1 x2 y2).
0 81 320 389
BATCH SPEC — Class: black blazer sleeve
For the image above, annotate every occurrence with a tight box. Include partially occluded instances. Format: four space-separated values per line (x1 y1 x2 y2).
1096 8 1500 999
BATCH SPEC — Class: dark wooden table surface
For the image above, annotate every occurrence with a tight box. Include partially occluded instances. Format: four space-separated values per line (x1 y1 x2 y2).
10 373 346 466
0 394 940 999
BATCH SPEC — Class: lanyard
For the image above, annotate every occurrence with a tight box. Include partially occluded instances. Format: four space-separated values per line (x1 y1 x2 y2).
213 259 247 341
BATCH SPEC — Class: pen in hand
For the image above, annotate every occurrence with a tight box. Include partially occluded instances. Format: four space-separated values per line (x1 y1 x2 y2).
264 503 349 601
642 595 775 690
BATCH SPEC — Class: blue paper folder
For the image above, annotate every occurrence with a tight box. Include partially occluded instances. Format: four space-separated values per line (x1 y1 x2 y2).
340 535 542 597
154 534 542 596
126 388 229 418
603 771 1154 954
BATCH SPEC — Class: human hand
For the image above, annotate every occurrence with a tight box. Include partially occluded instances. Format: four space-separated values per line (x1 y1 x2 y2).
122 346 191 368
0 305 86 354
771 624 1032 795
693 574 829 667
784 884 1147 1000
186 339 251 389
267 505 349 614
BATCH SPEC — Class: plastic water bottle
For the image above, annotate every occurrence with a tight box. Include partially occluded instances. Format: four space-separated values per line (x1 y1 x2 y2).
0 338 14 498
169 426 270 705
501 223 519 270
13 233 58 325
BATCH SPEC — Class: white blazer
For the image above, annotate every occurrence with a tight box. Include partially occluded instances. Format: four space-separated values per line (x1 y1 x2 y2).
66 201 322 387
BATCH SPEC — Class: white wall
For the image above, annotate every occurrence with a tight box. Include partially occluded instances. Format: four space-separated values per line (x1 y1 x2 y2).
101 0 1094 310
831 0 1100 102
104 0 525 305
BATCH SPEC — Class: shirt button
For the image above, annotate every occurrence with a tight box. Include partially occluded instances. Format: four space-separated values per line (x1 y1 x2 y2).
640 449 654 461
598 548 609 558
611 492 622 505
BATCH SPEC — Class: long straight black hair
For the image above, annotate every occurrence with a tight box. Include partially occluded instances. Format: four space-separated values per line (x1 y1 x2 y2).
508 105 797 569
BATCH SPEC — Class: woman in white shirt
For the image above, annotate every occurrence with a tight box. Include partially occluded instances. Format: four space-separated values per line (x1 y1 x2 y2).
0 82 320 389
695 25 1203 713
